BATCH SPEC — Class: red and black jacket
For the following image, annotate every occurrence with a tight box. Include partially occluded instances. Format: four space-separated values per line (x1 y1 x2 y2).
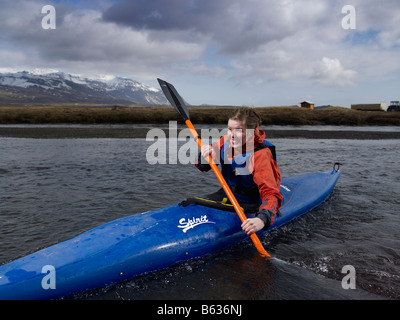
195 129 283 227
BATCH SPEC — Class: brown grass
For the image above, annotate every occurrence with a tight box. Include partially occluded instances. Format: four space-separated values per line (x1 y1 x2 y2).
0 105 399 126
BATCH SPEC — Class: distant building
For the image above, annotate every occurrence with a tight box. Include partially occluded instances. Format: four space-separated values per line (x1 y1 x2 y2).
351 103 386 111
387 101 400 112
300 101 315 110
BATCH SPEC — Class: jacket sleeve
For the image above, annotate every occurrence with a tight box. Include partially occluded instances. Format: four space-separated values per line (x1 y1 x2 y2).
251 148 283 225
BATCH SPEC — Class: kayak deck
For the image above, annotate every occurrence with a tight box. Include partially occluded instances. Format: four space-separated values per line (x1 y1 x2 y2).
0 169 340 299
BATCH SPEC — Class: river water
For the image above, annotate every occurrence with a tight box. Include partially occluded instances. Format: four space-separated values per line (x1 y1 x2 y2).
0 126 399 300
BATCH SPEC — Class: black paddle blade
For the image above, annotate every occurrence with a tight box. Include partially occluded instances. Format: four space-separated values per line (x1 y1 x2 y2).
157 78 190 121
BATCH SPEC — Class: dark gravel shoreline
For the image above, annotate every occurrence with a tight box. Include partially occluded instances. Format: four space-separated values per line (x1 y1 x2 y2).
1 127 400 139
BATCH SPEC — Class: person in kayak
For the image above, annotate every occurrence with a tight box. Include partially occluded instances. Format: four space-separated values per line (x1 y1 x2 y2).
195 106 283 235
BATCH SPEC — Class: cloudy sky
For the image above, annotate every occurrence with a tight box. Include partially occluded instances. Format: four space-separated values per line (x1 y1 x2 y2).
0 0 399 107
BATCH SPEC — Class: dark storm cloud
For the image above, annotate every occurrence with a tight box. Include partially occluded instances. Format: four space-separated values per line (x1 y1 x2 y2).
103 0 226 31
102 0 302 54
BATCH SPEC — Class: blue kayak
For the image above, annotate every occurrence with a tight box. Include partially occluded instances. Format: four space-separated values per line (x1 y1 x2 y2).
0 168 340 300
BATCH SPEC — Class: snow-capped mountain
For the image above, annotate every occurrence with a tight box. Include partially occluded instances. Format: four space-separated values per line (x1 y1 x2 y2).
0 69 168 105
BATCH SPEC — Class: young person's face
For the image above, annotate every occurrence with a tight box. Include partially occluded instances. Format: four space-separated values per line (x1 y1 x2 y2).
227 119 251 148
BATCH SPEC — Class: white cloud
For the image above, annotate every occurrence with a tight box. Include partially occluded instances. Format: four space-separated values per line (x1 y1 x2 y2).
0 0 204 80
310 57 357 87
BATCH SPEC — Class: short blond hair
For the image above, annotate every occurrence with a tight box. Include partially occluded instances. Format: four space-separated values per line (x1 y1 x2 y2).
228 106 262 129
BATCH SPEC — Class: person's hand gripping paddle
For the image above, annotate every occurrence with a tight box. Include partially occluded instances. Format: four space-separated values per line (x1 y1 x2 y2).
157 78 271 259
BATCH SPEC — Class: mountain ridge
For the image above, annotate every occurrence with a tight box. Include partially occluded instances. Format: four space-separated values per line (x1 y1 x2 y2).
0 69 168 106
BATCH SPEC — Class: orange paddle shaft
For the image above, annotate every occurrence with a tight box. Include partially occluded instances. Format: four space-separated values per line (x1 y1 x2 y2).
185 119 271 258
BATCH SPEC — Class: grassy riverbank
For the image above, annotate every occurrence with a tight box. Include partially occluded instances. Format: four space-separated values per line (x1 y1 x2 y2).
1 105 400 126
